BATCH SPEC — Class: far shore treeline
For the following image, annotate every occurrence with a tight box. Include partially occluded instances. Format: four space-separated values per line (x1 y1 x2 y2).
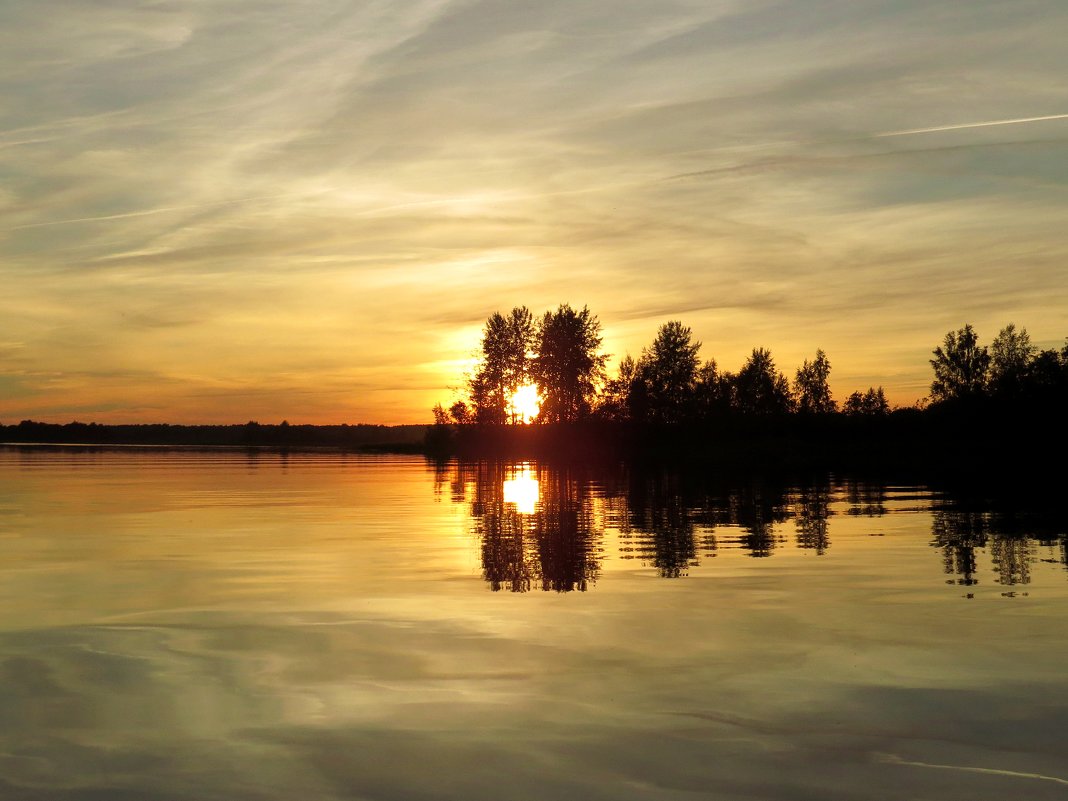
427 304 1068 466
0 422 427 451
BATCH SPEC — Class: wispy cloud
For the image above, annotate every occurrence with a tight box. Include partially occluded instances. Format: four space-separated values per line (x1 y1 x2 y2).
4 194 293 231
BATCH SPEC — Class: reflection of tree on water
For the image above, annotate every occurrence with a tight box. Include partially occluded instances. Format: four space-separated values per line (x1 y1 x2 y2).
793 483 831 554
932 511 988 586
432 460 1068 592
440 463 829 587
480 471 538 592
723 483 790 558
619 472 715 577
621 475 799 566
931 510 1037 587
534 469 602 591
989 535 1032 587
442 462 600 592
843 481 887 518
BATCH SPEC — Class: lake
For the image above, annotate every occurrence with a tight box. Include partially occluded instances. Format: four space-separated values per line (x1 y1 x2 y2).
1 447 1067 800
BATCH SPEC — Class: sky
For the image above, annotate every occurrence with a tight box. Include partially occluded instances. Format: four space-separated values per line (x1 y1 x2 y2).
1 0 1066 424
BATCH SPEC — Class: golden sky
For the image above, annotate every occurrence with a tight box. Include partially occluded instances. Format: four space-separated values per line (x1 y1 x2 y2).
2 1 1066 424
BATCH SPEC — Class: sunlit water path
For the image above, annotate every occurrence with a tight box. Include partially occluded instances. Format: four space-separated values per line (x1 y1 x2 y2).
1 448 1066 800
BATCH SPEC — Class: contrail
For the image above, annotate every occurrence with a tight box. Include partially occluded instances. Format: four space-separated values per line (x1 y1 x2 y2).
877 113 1068 138
877 753 1068 786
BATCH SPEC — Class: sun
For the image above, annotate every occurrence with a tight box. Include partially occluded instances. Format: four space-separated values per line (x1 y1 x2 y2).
508 383 541 424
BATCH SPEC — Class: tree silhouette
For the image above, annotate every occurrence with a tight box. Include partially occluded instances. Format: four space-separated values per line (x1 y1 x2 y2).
471 307 536 424
793 349 836 414
532 304 607 423
693 359 732 419
843 386 889 415
597 354 639 421
505 306 536 415
430 308 1065 442
449 400 474 425
989 323 1035 398
636 321 701 423
471 312 509 424
1026 345 1068 396
733 348 793 414
930 324 989 402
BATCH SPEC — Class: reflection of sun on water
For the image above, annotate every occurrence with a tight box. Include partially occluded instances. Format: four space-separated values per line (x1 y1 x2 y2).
503 465 539 515
508 383 541 424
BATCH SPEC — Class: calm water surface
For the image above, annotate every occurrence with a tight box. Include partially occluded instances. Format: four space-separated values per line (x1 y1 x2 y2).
1 448 1067 800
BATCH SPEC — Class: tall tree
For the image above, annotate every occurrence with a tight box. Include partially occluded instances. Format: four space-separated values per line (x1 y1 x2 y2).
597 354 639 422
638 321 702 423
505 306 536 390
532 304 607 422
693 359 732 419
733 348 793 414
988 323 1034 397
471 312 508 424
793 349 836 413
471 307 536 424
1026 345 1068 396
930 324 990 402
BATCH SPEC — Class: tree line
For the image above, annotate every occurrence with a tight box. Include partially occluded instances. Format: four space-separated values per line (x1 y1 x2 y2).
434 306 1068 428
435 304 880 426
0 421 427 449
929 323 1068 404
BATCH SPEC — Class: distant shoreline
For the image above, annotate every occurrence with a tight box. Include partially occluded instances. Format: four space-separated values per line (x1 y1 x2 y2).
0 442 426 454
2 408 1064 481
0 421 428 454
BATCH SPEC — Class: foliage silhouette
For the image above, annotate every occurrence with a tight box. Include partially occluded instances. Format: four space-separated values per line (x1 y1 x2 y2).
793 350 835 414
635 321 702 424
532 304 607 423
989 323 1035 398
733 348 793 415
930 324 990 402
434 306 1066 455
843 387 889 415
597 354 639 422
693 359 732 420
471 307 536 424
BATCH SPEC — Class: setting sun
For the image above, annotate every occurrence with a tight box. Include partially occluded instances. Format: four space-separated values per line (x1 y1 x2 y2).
508 383 541 424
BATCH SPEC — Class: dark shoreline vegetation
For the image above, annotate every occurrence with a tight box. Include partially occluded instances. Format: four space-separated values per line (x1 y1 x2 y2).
427 307 1067 473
